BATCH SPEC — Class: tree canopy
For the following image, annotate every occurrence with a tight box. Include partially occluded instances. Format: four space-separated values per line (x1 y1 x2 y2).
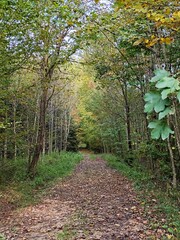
0 0 179 187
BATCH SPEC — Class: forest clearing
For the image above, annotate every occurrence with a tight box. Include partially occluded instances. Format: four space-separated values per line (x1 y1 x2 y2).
0 0 180 239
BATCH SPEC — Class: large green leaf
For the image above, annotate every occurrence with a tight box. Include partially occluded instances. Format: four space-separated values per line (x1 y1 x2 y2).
155 77 180 91
144 102 154 113
148 120 174 140
154 100 166 113
161 88 171 99
150 69 170 83
144 92 169 113
151 127 161 139
158 107 175 120
161 126 174 140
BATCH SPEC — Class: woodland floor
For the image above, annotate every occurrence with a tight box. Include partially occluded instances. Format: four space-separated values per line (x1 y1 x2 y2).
0 155 167 240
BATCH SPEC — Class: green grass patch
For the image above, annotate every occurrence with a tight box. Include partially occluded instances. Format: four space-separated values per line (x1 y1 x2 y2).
0 151 83 207
88 154 97 160
103 154 180 238
57 227 77 240
0 234 5 240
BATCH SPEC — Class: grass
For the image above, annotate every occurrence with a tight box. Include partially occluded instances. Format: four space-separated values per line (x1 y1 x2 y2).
0 234 5 240
0 151 83 207
57 228 77 240
103 154 180 239
56 210 89 240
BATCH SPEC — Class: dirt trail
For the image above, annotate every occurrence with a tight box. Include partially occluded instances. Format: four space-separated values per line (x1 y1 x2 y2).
0 156 161 239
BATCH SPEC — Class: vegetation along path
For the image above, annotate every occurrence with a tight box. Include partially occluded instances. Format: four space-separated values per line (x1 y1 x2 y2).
0 155 165 240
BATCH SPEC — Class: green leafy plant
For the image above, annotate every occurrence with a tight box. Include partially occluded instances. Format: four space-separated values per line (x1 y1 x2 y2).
144 69 180 140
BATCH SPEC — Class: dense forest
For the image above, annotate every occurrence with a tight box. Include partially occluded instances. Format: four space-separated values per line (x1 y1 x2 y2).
0 0 180 239
1 0 179 185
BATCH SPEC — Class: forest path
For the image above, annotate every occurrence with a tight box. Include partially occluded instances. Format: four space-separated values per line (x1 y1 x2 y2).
0 155 160 240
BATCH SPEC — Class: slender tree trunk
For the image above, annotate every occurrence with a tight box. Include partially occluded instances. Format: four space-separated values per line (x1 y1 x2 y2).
121 82 132 151
126 104 132 150
28 87 48 176
54 108 57 152
13 100 17 160
4 111 8 160
173 100 180 157
167 137 177 188
60 116 63 151
167 117 177 188
28 97 39 165
50 102 54 153
63 111 68 151
27 115 31 159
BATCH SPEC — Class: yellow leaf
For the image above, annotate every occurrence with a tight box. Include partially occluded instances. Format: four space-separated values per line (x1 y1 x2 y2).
155 16 160 21
133 38 144 46
141 8 148 14
165 8 171 15
146 38 158 47
160 38 165 43
94 0 100 3
155 21 162 28
67 21 73 26
167 234 173 239
173 11 180 19
164 37 174 44
144 39 149 44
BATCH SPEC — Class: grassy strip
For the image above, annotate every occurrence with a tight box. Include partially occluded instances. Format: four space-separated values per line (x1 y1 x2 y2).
103 154 180 239
0 151 83 207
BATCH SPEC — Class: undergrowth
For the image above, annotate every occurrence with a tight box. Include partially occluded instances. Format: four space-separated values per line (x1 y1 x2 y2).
103 154 180 239
0 152 83 207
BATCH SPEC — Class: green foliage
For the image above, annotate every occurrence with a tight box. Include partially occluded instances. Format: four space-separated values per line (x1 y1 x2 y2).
0 234 5 240
0 158 27 184
151 69 170 82
144 69 180 140
148 120 174 140
0 152 83 206
34 152 82 186
144 92 169 113
103 154 152 186
57 228 77 240
67 122 79 152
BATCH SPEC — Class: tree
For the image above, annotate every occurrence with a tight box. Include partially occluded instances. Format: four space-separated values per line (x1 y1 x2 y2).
24 0 87 176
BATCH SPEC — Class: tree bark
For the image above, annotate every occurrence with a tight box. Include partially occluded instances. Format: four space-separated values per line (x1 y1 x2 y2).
13 100 17 160
28 87 48 177
167 116 177 188
167 137 177 188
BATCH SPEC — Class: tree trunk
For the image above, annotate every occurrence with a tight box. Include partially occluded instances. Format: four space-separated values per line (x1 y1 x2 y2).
4 111 8 160
167 116 177 188
121 82 132 151
28 87 48 177
60 116 63 151
167 137 177 188
173 100 180 157
125 104 132 151
13 100 17 160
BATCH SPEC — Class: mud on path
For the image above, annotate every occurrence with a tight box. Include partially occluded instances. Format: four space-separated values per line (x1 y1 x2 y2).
0 156 162 239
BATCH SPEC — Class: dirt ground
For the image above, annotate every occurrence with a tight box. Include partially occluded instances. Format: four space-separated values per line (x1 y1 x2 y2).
0 155 165 239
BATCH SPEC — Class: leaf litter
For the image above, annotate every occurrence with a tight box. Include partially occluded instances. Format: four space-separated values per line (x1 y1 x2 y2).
0 155 171 239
